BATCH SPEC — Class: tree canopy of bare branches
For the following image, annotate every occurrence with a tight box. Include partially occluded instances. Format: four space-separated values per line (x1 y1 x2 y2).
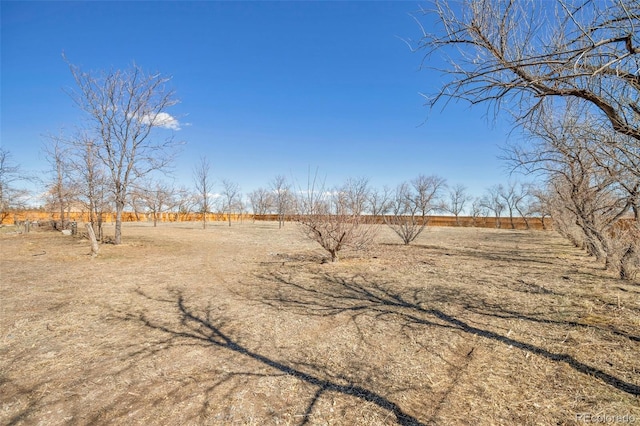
418 0 640 141
66 60 181 244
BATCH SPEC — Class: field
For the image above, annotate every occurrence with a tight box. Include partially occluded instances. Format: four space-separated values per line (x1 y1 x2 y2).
1 222 639 425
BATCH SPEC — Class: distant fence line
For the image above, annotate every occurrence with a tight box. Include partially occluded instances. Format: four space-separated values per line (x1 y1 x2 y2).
2 210 551 230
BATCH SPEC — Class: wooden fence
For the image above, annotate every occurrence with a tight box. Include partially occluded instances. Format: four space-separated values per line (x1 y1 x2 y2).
2 210 551 230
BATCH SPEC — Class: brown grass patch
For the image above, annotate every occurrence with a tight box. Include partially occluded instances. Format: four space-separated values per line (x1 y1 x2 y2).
1 222 638 425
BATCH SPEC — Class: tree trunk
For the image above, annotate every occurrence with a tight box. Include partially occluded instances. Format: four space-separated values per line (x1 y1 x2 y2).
619 244 636 280
59 203 65 231
114 201 124 245
86 222 99 256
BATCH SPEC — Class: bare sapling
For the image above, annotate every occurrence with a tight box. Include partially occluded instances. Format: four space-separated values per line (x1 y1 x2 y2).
385 182 426 245
385 176 445 245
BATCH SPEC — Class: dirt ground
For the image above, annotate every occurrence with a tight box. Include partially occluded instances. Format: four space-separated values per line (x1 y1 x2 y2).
1 221 638 425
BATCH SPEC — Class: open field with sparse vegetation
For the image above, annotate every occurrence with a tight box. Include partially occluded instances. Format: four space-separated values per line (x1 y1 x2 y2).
1 222 639 425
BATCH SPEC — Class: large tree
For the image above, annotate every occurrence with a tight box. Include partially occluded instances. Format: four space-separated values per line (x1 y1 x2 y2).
67 61 181 244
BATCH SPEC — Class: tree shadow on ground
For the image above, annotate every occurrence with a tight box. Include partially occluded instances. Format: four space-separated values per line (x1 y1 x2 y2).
257 272 639 397
457 297 640 342
129 289 426 426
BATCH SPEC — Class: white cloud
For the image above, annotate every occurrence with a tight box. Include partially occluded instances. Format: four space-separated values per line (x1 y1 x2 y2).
138 112 181 130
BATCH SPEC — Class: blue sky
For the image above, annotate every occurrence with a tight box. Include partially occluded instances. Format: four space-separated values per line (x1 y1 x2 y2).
2 1 521 203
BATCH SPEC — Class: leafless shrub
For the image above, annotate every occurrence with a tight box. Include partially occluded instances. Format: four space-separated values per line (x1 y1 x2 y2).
296 173 377 262
385 182 426 245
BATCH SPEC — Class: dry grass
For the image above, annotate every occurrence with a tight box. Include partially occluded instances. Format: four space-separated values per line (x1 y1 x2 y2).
1 222 638 425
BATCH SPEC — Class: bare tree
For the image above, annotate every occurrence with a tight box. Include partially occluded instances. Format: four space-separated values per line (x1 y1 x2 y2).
296 172 377 262
496 183 519 230
512 184 533 230
341 177 371 217
66 60 181 244
367 185 392 224
469 197 488 227
508 105 633 273
69 133 110 240
411 174 447 218
616 222 639 281
175 186 198 222
248 187 274 221
418 0 640 141
270 175 292 229
135 180 176 227
193 156 213 229
480 186 505 229
220 179 242 227
443 183 471 226
43 136 75 230
527 185 553 230
385 181 429 245
0 148 28 225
